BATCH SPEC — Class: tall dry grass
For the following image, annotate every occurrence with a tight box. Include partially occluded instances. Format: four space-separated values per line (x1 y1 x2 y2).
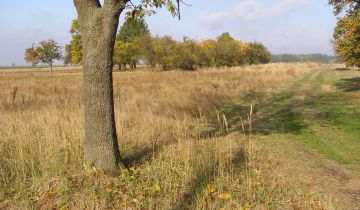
0 63 331 209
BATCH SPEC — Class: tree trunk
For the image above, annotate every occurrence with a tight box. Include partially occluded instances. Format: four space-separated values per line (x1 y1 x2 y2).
74 0 125 174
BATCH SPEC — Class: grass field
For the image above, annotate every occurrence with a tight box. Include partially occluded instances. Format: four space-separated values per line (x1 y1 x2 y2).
1 63 359 209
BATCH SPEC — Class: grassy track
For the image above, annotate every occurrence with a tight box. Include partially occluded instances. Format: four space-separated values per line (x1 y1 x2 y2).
256 68 360 167
177 66 360 208
248 67 360 208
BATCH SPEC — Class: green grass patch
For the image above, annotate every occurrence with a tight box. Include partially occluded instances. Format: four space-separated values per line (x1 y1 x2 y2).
250 69 360 165
299 129 349 164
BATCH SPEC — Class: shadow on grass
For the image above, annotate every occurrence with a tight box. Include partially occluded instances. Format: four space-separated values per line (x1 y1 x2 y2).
123 137 177 167
335 68 349 71
172 148 245 210
253 105 307 135
335 77 360 92
203 90 309 137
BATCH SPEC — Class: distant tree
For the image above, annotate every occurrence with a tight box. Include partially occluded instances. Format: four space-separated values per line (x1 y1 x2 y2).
114 18 152 69
113 40 140 70
64 45 72 65
153 36 177 70
113 40 128 70
175 37 200 70
117 18 150 43
64 19 83 65
215 33 241 67
199 39 217 67
246 42 271 65
24 39 62 72
140 35 157 67
237 41 251 65
24 44 41 66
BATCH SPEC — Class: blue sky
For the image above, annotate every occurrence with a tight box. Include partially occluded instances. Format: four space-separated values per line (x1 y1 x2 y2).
0 0 337 66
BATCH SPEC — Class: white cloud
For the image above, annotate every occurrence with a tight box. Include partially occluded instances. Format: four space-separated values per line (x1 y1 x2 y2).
267 0 310 17
200 0 311 28
200 0 260 26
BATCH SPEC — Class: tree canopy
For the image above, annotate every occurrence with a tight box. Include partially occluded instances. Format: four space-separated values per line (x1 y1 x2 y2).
117 18 150 43
329 0 360 15
215 32 241 67
147 33 271 70
64 19 82 65
246 42 272 65
24 39 63 71
330 0 360 67
113 18 151 69
333 11 360 67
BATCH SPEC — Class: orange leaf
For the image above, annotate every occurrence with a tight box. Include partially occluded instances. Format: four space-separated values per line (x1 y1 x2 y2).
207 184 216 194
217 192 231 200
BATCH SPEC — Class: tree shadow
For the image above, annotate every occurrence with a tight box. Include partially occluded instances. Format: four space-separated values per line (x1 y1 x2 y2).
248 91 308 135
197 91 268 138
334 68 349 71
122 137 177 167
255 110 306 135
335 77 360 92
172 148 246 210
172 167 215 210
203 90 308 137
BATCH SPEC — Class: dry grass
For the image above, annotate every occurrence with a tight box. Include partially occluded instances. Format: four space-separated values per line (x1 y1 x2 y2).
0 63 333 209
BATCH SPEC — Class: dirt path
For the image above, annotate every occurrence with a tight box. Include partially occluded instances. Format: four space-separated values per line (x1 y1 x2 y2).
255 68 360 209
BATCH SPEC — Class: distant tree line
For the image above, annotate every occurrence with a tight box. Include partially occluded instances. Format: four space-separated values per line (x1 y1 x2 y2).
64 18 272 71
272 54 338 64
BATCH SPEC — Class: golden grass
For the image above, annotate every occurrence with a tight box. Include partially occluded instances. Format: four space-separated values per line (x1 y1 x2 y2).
0 63 334 209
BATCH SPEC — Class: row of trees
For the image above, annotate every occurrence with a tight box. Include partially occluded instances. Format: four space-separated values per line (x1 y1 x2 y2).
331 0 360 67
65 18 272 71
272 54 338 63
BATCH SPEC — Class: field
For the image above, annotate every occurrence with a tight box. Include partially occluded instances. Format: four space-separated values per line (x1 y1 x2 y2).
1 63 360 209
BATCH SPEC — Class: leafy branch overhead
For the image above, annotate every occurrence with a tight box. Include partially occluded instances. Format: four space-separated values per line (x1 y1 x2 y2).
329 0 360 15
73 0 184 20
124 0 190 20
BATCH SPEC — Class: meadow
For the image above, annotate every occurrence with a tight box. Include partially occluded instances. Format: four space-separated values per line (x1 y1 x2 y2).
1 63 359 209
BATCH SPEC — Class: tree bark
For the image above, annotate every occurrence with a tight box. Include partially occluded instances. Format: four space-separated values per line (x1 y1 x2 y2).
74 0 126 174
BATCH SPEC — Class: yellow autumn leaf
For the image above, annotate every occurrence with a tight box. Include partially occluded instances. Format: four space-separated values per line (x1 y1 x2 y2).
217 192 231 200
207 184 216 194
152 184 161 192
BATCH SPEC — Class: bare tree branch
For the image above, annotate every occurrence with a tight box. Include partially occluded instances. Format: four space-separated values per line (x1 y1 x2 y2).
177 0 192 20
